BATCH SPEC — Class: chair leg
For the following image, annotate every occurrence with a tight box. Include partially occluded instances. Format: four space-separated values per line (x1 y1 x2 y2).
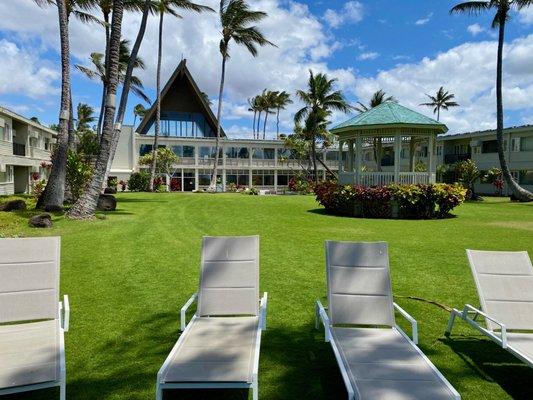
60 380 66 400
445 309 458 337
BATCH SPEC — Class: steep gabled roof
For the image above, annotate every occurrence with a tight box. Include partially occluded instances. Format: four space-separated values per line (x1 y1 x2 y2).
332 102 448 134
136 59 226 137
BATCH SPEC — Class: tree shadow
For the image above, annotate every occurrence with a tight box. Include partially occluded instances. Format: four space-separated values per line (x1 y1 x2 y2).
116 197 169 204
441 336 533 400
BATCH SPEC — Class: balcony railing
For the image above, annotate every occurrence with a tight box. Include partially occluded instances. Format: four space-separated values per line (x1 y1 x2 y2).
340 172 436 186
444 153 471 164
13 143 26 156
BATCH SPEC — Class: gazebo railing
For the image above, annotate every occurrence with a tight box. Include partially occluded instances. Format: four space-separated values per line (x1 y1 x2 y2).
339 172 436 186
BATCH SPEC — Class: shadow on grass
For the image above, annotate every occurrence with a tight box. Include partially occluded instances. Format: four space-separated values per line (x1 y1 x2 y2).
116 197 169 204
441 336 533 400
306 208 459 220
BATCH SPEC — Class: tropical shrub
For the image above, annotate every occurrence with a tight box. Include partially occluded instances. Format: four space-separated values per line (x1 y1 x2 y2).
226 183 238 193
288 172 314 194
455 159 481 199
242 187 259 195
66 150 93 202
128 172 150 192
314 182 466 219
483 167 504 196
119 180 127 192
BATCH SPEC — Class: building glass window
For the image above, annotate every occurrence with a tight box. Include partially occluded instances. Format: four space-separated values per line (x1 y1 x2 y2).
252 148 275 159
521 137 533 152
277 170 294 186
252 170 275 186
171 145 195 158
141 112 215 138
481 140 498 154
199 146 222 159
0 166 13 183
519 171 533 185
198 169 220 186
325 151 338 161
226 169 249 187
0 126 4 141
139 144 153 156
226 147 249 159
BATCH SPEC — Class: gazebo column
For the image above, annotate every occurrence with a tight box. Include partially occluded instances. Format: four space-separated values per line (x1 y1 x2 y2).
394 132 401 183
348 140 354 173
338 140 344 172
428 134 435 183
355 135 362 185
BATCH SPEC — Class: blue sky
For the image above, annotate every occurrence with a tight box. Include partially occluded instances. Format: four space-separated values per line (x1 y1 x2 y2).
0 0 533 138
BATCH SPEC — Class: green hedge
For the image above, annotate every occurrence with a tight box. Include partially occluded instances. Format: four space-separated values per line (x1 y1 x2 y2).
314 182 467 219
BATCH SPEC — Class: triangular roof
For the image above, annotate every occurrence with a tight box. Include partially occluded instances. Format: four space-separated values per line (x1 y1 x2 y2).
136 59 226 137
331 102 448 134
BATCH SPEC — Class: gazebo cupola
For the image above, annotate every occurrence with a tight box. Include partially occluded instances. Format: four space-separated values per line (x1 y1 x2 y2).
331 102 448 186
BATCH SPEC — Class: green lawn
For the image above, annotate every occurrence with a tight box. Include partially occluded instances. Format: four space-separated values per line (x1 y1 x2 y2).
1 193 533 400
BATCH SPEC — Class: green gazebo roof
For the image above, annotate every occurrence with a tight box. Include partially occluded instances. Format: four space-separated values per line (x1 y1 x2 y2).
331 102 448 134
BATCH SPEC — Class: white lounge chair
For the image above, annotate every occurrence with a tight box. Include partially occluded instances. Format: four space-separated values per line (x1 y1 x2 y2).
316 241 460 400
156 235 267 400
445 249 533 366
0 237 69 400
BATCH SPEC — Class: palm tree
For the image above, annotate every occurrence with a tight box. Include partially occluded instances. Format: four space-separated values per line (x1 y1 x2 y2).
274 90 292 139
255 90 267 140
247 96 258 137
150 0 214 192
295 70 350 183
76 39 150 135
34 0 100 209
133 103 147 126
76 103 96 131
209 0 275 191
451 0 533 201
67 0 125 219
201 92 213 106
420 86 459 121
355 90 397 171
261 90 278 139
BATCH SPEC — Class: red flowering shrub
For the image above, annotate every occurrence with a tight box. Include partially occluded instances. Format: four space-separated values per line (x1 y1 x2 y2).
314 182 466 219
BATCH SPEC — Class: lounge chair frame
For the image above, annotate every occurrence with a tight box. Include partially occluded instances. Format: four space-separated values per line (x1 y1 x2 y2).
156 292 268 400
445 250 533 366
316 300 459 400
0 296 69 399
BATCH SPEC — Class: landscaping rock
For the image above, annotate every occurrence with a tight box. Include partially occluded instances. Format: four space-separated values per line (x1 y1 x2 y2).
0 199 27 212
97 194 117 211
104 187 117 194
28 213 52 228
44 204 64 213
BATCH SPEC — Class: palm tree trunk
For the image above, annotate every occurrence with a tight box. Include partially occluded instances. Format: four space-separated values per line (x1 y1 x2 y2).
276 108 280 139
209 53 227 191
437 107 440 122
66 0 124 219
376 137 383 172
149 12 164 192
104 0 151 188
311 133 318 184
97 11 110 136
252 110 256 137
256 111 262 140
263 109 268 139
495 16 532 201
37 0 70 210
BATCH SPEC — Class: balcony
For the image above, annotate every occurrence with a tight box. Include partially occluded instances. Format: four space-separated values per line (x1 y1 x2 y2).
13 143 26 156
339 172 436 186
444 153 471 164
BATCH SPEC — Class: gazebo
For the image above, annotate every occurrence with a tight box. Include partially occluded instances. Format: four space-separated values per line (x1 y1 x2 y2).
330 102 448 186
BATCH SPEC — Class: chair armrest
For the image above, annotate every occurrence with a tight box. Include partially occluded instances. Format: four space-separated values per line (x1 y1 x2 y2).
463 304 507 348
180 293 197 332
61 295 70 332
394 302 418 344
315 300 331 342
259 292 268 330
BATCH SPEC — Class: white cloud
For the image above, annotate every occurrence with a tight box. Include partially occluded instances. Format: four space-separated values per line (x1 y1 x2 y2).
358 51 379 61
354 35 533 134
467 23 484 36
0 0 357 138
324 1 363 28
519 7 533 25
0 39 59 98
415 13 433 26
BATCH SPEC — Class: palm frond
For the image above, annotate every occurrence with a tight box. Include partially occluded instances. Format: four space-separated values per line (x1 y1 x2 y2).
72 10 106 26
450 1 492 16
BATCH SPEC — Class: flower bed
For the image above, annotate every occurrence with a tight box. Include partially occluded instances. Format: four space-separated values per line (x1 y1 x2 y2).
314 182 467 219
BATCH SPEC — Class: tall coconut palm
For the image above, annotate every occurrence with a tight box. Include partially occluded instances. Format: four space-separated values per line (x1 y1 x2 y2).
451 0 533 201
255 90 268 140
355 90 397 171
133 103 147 126
420 86 459 121
67 0 125 219
76 103 96 131
261 90 278 139
247 96 259 137
76 39 150 133
209 0 275 191
149 0 214 192
295 70 350 183
274 90 292 139
35 0 72 209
